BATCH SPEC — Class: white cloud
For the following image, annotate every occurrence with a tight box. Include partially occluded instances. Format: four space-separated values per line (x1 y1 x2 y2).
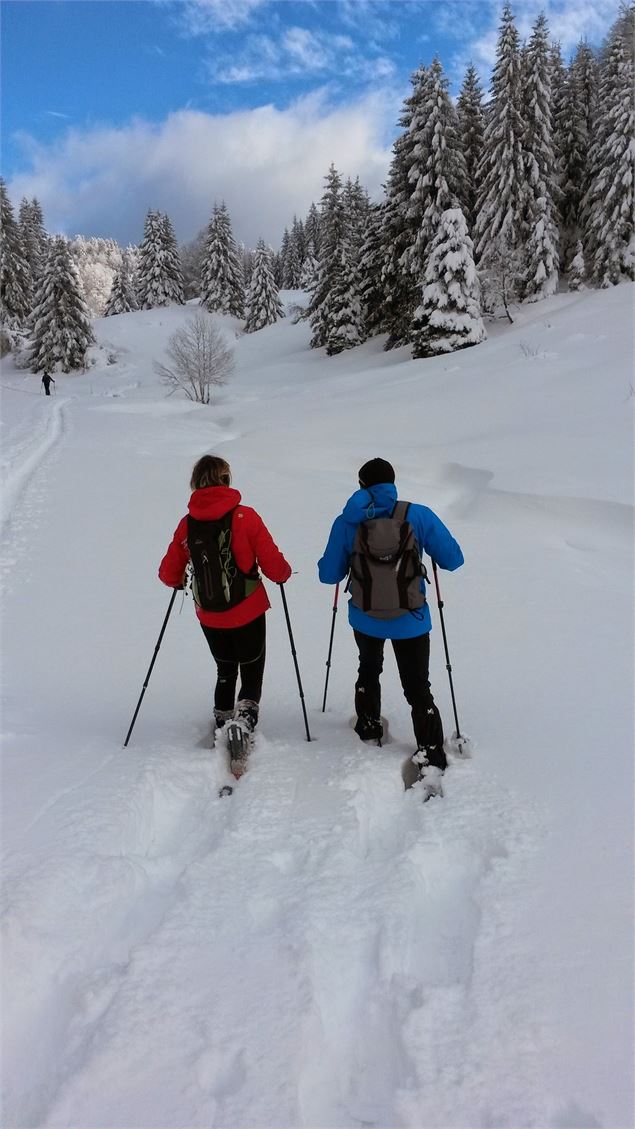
336 0 400 40
207 25 395 84
176 0 269 34
7 92 399 249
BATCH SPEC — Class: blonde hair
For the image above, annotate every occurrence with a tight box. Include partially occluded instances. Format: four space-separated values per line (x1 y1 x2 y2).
190 455 231 491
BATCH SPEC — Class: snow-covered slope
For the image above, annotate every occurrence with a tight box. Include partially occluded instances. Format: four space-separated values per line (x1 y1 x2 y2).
1 287 633 1129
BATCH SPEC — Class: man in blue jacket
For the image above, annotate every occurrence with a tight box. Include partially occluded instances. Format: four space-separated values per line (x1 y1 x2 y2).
318 458 463 797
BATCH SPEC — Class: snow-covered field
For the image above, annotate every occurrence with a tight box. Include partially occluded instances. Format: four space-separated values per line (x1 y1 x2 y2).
1 286 633 1129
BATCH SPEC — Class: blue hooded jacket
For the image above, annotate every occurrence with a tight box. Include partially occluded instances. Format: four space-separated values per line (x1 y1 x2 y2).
318 482 464 639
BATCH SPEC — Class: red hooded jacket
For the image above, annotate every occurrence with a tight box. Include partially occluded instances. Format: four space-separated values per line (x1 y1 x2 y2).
159 486 292 628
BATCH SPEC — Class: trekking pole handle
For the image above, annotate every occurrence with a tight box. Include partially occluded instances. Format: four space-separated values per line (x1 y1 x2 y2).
431 559 443 606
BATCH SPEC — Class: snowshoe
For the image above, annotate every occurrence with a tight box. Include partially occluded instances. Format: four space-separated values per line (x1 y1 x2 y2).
226 699 258 778
444 731 474 759
210 708 233 749
418 764 444 802
349 715 390 746
403 749 445 799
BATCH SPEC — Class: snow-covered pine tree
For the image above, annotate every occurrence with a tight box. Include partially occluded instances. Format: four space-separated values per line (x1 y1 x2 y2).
583 7 635 286
244 239 284 332
358 203 386 338
241 244 255 289
29 236 94 372
282 224 302 289
291 215 306 267
343 178 370 254
18 198 48 286
380 66 430 349
104 251 138 315
309 164 347 349
521 13 560 301
406 59 467 284
555 52 585 263
272 250 284 288
200 203 245 317
304 202 322 260
121 249 139 309
299 239 319 292
474 2 526 312
567 240 587 290
180 228 206 299
279 228 291 284
411 206 486 358
406 56 469 343
457 63 485 231
160 214 185 304
283 240 302 289
561 42 599 258
570 40 600 141
325 240 364 355
0 179 31 329
137 210 171 309
314 177 368 354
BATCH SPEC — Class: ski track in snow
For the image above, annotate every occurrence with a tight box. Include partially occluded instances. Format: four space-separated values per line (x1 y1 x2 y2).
1 393 70 589
3 726 543 1129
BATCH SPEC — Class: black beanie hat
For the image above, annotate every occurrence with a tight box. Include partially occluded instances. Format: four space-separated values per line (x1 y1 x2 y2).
358 458 395 488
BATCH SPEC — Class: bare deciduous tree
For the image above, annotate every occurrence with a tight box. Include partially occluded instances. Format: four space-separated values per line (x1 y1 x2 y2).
154 312 234 403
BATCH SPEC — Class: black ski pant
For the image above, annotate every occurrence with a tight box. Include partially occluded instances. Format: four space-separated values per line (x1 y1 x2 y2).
200 614 266 711
353 629 446 769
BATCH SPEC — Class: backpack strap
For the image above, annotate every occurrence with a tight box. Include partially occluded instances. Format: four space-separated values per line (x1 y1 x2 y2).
356 522 374 612
391 500 411 521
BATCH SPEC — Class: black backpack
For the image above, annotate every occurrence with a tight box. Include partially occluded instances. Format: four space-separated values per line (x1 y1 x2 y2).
187 509 260 612
349 501 427 620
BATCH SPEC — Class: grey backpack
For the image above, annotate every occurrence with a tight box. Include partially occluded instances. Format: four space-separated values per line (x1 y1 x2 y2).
349 501 427 620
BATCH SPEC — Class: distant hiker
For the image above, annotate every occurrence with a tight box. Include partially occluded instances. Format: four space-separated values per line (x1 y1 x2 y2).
318 458 464 799
41 372 55 396
159 455 292 760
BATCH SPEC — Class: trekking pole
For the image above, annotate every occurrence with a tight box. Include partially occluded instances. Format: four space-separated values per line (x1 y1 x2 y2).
123 589 178 747
321 582 340 712
278 583 312 741
430 560 463 739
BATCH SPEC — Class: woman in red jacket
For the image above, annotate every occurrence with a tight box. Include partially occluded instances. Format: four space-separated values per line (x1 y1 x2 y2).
159 455 291 740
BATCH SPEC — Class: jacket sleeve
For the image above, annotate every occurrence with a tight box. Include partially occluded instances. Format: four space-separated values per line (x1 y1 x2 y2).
250 513 292 583
318 515 351 584
416 507 464 571
158 517 190 587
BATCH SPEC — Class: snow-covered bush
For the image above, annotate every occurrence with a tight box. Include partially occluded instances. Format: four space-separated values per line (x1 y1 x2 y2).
154 312 234 404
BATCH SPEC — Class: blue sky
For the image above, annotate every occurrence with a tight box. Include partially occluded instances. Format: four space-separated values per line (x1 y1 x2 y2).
1 0 621 247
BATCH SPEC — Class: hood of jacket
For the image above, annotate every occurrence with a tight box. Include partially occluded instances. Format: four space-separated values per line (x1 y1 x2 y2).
188 485 242 521
341 483 398 524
